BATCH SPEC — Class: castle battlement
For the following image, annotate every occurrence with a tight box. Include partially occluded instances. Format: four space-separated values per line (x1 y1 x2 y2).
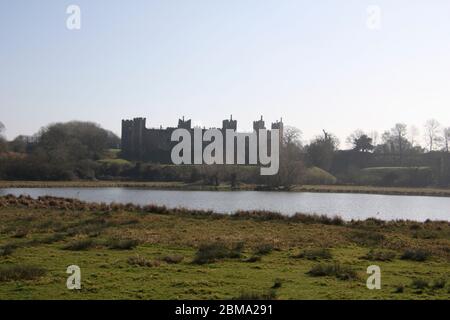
121 116 283 163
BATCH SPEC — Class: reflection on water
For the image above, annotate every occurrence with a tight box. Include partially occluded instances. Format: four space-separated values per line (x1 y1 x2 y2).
1 188 449 222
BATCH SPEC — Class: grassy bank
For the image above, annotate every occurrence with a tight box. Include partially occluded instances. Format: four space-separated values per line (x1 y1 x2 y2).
1 180 450 197
0 195 449 300
292 185 450 197
0 180 255 191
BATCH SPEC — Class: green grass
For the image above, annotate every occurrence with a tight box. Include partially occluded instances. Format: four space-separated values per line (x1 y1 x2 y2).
0 196 449 299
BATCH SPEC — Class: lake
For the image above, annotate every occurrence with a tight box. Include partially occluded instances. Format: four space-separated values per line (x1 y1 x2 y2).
1 188 449 222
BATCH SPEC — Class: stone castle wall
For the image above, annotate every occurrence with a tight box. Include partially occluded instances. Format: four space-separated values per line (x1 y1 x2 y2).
121 116 283 163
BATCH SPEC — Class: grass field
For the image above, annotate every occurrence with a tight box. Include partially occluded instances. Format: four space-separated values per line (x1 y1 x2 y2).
0 195 449 300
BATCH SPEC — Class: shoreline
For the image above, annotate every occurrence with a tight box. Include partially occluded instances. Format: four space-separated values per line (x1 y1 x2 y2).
1 180 450 198
0 194 449 223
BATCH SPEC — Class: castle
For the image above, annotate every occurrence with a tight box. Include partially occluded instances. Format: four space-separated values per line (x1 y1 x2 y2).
121 116 283 164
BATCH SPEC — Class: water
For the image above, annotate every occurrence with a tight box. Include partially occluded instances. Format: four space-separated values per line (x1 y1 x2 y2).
1 188 449 221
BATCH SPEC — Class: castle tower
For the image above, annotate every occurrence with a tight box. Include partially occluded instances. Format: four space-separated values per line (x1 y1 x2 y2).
132 118 146 159
222 114 237 131
121 118 146 160
177 116 192 130
253 115 265 131
271 117 284 143
121 119 133 157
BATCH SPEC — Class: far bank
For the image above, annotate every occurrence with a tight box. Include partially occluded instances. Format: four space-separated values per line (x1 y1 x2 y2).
1 180 450 198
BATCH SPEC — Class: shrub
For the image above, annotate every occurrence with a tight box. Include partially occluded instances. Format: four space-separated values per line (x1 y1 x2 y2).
293 248 332 260
254 244 274 256
233 210 285 221
0 264 46 282
291 213 344 226
271 279 282 289
307 262 358 280
360 249 396 261
12 228 29 239
393 285 404 293
107 239 139 250
412 230 438 239
400 249 430 262
431 278 446 290
411 278 429 290
62 239 94 251
127 255 160 267
39 232 67 244
162 255 184 264
193 242 243 264
0 244 17 257
348 230 385 246
304 167 337 185
242 255 261 263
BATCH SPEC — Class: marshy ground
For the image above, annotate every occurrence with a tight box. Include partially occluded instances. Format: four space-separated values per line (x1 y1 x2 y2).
0 195 449 300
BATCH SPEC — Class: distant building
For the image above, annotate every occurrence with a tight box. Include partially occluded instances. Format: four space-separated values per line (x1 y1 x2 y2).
121 116 283 164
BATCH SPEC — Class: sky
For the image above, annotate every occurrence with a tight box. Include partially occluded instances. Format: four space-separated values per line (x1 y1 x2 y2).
1 0 450 147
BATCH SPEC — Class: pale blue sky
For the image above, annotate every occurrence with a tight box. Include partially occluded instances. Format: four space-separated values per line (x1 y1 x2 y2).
1 0 450 145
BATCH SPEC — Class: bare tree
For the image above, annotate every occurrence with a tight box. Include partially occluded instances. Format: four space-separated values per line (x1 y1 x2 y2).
346 130 374 152
346 129 364 148
424 119 441 152
443 127 450 152
391 123 408 159
282 126 302 147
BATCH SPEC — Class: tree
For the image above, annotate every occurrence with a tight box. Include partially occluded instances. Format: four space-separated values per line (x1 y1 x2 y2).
261 126 305 188
24 121 119 179
391 123 408 159
37 121 118 160
346 129 364 147
282 126 302 147
282 126 303 161
306 130 339 171
424 119 441 152
354 134 374 152
9 135 33 153
347 130 374 152
375 126 414 156
443 127 450 152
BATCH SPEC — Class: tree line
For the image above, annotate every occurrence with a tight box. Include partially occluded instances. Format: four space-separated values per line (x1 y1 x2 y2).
0 121 119 180
1 119 449 187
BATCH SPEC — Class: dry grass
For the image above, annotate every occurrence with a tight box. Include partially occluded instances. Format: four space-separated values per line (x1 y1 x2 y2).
307 262 358 280
0 195 449 261
0 264 46 282
127 255 161 267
